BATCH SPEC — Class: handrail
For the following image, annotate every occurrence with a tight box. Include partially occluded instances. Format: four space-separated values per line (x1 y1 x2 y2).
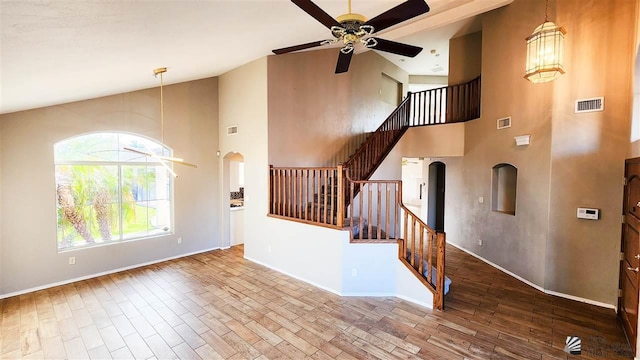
268 165 344 228
398 203 446 310
344 169 446 310
342 96 411 182
408 76 481 126
344 170 401 242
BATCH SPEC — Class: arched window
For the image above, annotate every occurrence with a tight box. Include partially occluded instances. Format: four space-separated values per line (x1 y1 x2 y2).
55 132 173 250
491 163 517 215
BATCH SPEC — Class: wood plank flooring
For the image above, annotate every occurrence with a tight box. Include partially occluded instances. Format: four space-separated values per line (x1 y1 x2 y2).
0 244 633 359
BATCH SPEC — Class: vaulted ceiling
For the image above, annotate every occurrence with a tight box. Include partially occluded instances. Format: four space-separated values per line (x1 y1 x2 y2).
0 0 511 114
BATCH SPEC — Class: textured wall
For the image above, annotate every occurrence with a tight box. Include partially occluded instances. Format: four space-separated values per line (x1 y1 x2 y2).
445 0 637 307
546 0 636 304
448 31 482 85
0 78 220 296
218 57 269 253
446 0 555 289
267 49 408 167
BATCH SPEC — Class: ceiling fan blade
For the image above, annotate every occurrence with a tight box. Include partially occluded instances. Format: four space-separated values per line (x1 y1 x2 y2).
368 38 423 57
365 0 430 33
291 0 341 29
273 40 328 55
123 147 197 168
335 50 354 74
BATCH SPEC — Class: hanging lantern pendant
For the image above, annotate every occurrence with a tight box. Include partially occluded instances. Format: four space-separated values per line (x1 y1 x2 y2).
524 0 567 83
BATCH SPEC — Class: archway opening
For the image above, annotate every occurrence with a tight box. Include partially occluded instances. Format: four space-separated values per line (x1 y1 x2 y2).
222 152 245 248
427 161 446 232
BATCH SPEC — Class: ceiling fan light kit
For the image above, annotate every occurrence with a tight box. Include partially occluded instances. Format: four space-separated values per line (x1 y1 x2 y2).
273 0 430 74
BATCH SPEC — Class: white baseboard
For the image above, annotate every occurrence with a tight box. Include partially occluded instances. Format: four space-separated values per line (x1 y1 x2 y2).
244 256 434 309
449 242 617 311
0 247 220 300
396 294 432 309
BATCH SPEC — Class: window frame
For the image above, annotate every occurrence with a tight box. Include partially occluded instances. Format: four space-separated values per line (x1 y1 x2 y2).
54 131 175 252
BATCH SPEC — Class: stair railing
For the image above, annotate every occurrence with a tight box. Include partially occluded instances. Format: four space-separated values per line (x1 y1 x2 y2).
399 204 446 310
268 165 344 228
344 170 446 309
409 76 481 126
344 172 401 241
342 96 412 182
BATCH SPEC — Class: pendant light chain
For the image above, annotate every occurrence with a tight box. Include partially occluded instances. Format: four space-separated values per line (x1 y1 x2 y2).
544 0 549 22
348 0 351 14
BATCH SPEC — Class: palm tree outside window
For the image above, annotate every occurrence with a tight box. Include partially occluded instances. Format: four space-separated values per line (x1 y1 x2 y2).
54 132 173 251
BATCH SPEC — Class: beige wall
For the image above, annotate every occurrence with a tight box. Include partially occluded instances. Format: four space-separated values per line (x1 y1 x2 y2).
445 0 637 306
218 57 269 253
0 78 220 296
630 0 640 157
267 49 408 167
546 0 636 304
409 75 448 85
448 31 482 85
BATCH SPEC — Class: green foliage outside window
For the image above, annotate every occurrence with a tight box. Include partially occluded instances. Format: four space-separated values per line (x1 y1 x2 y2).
55 133 173 250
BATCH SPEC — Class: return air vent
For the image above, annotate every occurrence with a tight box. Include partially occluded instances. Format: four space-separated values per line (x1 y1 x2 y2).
575 97 604 113
227 125 238 135
497 117 511 130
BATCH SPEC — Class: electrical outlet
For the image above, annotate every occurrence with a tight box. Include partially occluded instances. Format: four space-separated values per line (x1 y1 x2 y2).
268 245 272 253
478 196 484 204
351 268 358 277
177 237 183 244
478 239 483 246
69 257 76 265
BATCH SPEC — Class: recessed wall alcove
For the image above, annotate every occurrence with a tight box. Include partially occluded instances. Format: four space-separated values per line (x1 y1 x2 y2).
491 163 517 215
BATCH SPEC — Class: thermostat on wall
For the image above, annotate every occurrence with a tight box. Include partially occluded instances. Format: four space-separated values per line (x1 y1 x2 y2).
577 207 599 220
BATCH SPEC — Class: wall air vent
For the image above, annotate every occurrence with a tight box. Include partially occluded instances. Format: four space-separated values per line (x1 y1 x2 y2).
497 117 511 130
575 97 604 113
227 125 238 135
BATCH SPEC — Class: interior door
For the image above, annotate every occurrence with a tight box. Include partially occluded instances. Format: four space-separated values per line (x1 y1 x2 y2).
621 159 640 350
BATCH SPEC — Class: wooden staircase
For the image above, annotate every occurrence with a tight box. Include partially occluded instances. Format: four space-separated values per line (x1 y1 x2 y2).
268 77 481 310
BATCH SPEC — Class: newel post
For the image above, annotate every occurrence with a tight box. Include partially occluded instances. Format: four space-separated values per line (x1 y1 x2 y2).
405 92 412 126
268 165 273 215
435 232 446 311
336 164 344 228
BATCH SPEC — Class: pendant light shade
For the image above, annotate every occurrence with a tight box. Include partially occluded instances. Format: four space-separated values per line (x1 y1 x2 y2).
524 1 566 83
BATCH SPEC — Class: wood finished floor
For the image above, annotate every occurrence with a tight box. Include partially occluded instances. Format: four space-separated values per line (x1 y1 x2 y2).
0 244 633 359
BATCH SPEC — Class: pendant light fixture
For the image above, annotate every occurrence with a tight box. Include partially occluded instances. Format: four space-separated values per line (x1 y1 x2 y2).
124 67 196 177
524 0 566 83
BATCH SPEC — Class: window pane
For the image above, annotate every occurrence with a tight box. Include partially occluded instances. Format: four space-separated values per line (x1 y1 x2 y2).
56 165 120 249
121 166 171 238
55 132 173 251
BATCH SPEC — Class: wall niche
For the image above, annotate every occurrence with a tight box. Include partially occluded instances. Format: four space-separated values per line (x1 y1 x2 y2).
492 163 517 215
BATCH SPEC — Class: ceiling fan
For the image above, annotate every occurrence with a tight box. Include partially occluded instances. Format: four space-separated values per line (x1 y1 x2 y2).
273 0 430 74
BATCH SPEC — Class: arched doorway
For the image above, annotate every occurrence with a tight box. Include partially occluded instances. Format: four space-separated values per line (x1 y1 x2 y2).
427 161 445 232
222 152 244 248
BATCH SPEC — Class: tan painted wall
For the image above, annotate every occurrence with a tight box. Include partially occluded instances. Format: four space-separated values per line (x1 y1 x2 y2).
0 78 220 295
398 123 465 158
630 1 640 157
267 49 408 167
409 75 448 85
447 0 637 306
218 58 269 252
447 0 555 288
546 0 636 304
449 31 482 85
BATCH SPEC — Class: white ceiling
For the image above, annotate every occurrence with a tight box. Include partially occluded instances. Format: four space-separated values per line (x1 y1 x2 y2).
0 0 511 114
